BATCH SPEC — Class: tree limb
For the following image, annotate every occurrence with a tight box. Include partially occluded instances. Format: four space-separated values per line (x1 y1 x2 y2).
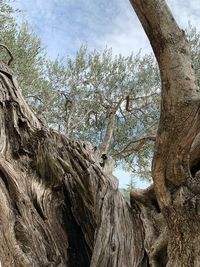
125 92 158 112
27 95 44 104
70 109 94 132
113 135 156 158
0 43 14 65
98 97 124 155
130 0 200 208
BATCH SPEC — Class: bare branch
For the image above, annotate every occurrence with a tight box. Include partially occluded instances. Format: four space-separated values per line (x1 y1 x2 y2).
26 95 44 104
113 136 156 158
98 97 125 155
98 110 116 155
125 93 159 113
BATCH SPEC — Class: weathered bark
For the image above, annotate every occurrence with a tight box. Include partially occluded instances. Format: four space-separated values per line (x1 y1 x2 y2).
98 108 116 155
130 0 200 266
0 61 145 266
1 0 200 266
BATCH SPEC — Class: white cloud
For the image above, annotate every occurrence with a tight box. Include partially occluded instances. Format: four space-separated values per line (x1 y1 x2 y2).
96 1 151 56
95 0 200 56
14 0 200 58
167 0 200 29
12 0 200 188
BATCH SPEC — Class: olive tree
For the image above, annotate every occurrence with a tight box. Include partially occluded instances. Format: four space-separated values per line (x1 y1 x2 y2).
46 47 160 179
0 0 200 266
43 27 200 180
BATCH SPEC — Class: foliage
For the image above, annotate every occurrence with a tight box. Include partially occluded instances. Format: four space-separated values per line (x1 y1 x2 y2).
186 24 200 86
46 48 160 179
0 2 51 120
0 0 16 28
0 1 199 182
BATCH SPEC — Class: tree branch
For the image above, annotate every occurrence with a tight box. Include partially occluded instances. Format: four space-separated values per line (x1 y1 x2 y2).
27 95 44 104
113 136 156 158
125 92 158 112
130 0 200 208
98 109 116 155
98 97 124 155
70 109 94 132
0 43 14 65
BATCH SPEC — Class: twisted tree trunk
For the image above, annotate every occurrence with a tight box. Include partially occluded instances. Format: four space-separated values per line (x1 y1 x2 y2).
0 62 144 266
130 0 200 266
1 0 200 266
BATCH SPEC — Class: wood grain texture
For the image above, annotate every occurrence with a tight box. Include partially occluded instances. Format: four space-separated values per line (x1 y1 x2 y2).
0 62 145 266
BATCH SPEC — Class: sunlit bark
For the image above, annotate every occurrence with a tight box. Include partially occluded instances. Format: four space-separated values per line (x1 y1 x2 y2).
0 61 144 266
130 0 200 265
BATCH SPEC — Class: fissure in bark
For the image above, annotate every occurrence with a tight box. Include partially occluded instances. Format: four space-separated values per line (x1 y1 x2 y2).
0 61 144 266
0 0 200 266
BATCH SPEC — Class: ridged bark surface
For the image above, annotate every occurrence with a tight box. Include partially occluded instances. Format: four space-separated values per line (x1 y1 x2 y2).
0 62 145 266
1 0 200 265
130 0 200 266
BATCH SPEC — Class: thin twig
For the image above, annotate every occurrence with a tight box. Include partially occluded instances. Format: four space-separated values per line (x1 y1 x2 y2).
113 135 156 158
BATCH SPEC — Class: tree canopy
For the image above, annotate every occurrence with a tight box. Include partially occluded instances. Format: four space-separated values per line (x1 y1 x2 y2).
0 0 200 181
0 0 200 266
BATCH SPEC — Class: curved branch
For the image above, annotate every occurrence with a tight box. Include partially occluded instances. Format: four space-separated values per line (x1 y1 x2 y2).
113 135 156 158
26 95 44 104
130 0 200 208
0 43 14 65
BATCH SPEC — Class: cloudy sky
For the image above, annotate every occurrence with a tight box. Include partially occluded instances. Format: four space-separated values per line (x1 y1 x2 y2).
14 0 200 59
13 0 200 188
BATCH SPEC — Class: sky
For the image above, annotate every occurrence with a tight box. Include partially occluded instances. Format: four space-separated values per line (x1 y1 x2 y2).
13 0 200 59
12 0 200 188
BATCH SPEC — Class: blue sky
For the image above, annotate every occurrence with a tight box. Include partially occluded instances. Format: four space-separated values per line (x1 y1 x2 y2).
14 0 200 59
13 0 200 188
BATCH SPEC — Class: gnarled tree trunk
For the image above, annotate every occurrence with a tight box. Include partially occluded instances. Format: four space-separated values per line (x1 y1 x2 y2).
130 0 200 266
1 0 200 266
0 62 144 266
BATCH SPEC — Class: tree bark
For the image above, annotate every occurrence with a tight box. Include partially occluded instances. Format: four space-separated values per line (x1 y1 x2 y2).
130 0 200 266
98 108 116 155
0 61 145 266
1 0 200 266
